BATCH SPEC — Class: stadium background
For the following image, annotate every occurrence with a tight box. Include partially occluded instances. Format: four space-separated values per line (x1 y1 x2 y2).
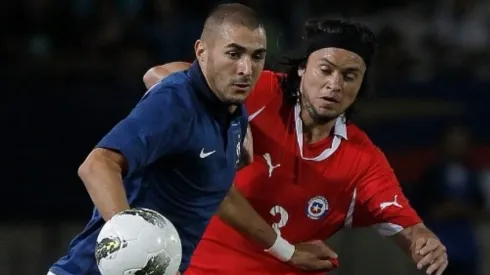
2 0 490 274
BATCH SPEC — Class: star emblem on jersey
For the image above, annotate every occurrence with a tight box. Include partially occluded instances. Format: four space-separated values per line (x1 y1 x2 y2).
263 153 280 177
200 148 216 158
306 196 329 220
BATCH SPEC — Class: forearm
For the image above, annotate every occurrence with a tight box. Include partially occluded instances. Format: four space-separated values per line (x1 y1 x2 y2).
392 223 437 255
392 223 448 273
78 150 130 221
217 184 277 248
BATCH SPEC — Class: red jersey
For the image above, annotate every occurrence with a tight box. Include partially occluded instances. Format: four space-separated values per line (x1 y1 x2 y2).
185 71 421 275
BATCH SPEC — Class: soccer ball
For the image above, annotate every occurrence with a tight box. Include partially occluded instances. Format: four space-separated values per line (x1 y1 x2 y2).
95 208 182 275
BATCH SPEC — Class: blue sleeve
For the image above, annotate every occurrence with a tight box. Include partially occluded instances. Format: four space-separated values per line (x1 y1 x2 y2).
96 84 192 175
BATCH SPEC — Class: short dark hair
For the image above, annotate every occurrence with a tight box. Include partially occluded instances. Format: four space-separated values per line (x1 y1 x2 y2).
201 3 263 41
279 19 377 122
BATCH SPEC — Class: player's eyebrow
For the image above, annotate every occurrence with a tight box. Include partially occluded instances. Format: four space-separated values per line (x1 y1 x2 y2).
255 48 267 54
226 43 266 54
322 58 362 72
226 43 247 51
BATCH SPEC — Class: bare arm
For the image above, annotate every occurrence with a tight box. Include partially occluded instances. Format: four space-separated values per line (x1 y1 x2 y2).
217 184 277 248
350 147 447 275
143 62 192 89
391 223 433 254
218 184 338 270
78 148 130 221
391 223 447 275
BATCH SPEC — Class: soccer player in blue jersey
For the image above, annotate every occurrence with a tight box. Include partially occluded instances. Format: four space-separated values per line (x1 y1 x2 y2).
48 4 268 275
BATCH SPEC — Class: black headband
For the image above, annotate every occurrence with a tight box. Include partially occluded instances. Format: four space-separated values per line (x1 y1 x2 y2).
302 32 373 66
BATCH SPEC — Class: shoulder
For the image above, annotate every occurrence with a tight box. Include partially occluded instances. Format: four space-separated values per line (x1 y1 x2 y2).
142 72 197 116
254 70 283 91
344 124 376 151
246 70 283 112
343 124 389 167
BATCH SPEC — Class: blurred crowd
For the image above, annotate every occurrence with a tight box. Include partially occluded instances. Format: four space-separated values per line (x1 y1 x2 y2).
2 0 490 82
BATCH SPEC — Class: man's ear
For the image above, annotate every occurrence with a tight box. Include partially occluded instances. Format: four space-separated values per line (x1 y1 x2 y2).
195 40 206 63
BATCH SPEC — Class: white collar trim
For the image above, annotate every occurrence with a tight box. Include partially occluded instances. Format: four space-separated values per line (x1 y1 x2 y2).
294 104 347 161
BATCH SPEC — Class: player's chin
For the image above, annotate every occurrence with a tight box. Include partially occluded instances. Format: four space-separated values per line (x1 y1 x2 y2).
315 106 342 121
224 90 250 104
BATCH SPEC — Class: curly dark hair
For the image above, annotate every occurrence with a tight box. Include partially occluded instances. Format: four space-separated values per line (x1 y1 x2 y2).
279 19 377 122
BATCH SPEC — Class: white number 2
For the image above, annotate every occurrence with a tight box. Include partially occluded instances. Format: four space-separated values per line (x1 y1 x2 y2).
269 205 289 236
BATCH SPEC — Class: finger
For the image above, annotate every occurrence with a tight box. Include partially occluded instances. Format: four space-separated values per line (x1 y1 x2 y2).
313 241 338 259
313 259 334 271
426 254 447 275
419 239 439 256
435 259 448 275
414 238 428 254
417 252 434 270
418 244 447 270
329 257 339 268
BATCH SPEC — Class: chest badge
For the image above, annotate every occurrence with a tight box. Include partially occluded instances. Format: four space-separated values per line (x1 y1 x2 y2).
236 133 241 164
306 196 329 220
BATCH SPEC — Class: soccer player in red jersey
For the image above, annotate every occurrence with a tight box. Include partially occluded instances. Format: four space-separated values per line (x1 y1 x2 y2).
144 19 448 275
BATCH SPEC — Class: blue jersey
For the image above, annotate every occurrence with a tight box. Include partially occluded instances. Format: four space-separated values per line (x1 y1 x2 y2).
50 61 247 275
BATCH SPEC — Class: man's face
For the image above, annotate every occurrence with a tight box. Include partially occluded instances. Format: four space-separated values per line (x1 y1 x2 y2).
196 22 267 104
299 47 366 123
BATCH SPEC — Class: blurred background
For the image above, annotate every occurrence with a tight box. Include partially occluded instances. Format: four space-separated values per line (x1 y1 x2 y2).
2 0 490 274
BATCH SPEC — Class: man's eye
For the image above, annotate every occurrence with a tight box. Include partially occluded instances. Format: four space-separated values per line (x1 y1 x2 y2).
226 52 240 59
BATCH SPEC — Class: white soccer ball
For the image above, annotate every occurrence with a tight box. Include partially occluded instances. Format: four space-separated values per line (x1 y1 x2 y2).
95 208 182 275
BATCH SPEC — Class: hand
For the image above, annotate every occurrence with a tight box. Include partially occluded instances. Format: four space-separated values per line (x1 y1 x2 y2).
412 237 448 275
288 240 339 272
241 125 253 165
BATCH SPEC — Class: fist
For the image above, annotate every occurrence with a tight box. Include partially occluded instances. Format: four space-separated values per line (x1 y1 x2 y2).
288 240 339 272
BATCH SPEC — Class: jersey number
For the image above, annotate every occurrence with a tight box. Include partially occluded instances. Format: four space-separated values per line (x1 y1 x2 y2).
269 205 289 236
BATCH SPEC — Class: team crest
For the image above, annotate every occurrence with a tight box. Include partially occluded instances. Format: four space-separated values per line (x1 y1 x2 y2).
236 133 241 160
306 196 329 220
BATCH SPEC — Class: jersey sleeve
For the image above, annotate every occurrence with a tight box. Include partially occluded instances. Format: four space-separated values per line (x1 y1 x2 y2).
245 70 282 117
348 147 422 236
96 83 192 176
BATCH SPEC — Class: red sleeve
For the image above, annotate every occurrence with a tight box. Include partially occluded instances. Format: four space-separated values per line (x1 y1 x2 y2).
245 70 282 116
348 147 422 236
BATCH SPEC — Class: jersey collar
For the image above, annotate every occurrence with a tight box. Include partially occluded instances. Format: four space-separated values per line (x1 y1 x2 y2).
294 103 347 161
333 115 348 140
188 61 242 122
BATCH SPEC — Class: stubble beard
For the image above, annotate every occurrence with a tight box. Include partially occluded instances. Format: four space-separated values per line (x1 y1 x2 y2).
301 92 339 125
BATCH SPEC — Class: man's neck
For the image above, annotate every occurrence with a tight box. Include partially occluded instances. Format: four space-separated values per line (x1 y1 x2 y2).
228 105 237 113
300 109 337 144
199 62 235 114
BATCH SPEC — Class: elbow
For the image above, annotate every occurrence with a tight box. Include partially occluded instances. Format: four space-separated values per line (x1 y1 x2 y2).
217 185 238 217
143 66 167 89
78 148 125 183
77 152 100 184
217 192 232 217
143 62 192 89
